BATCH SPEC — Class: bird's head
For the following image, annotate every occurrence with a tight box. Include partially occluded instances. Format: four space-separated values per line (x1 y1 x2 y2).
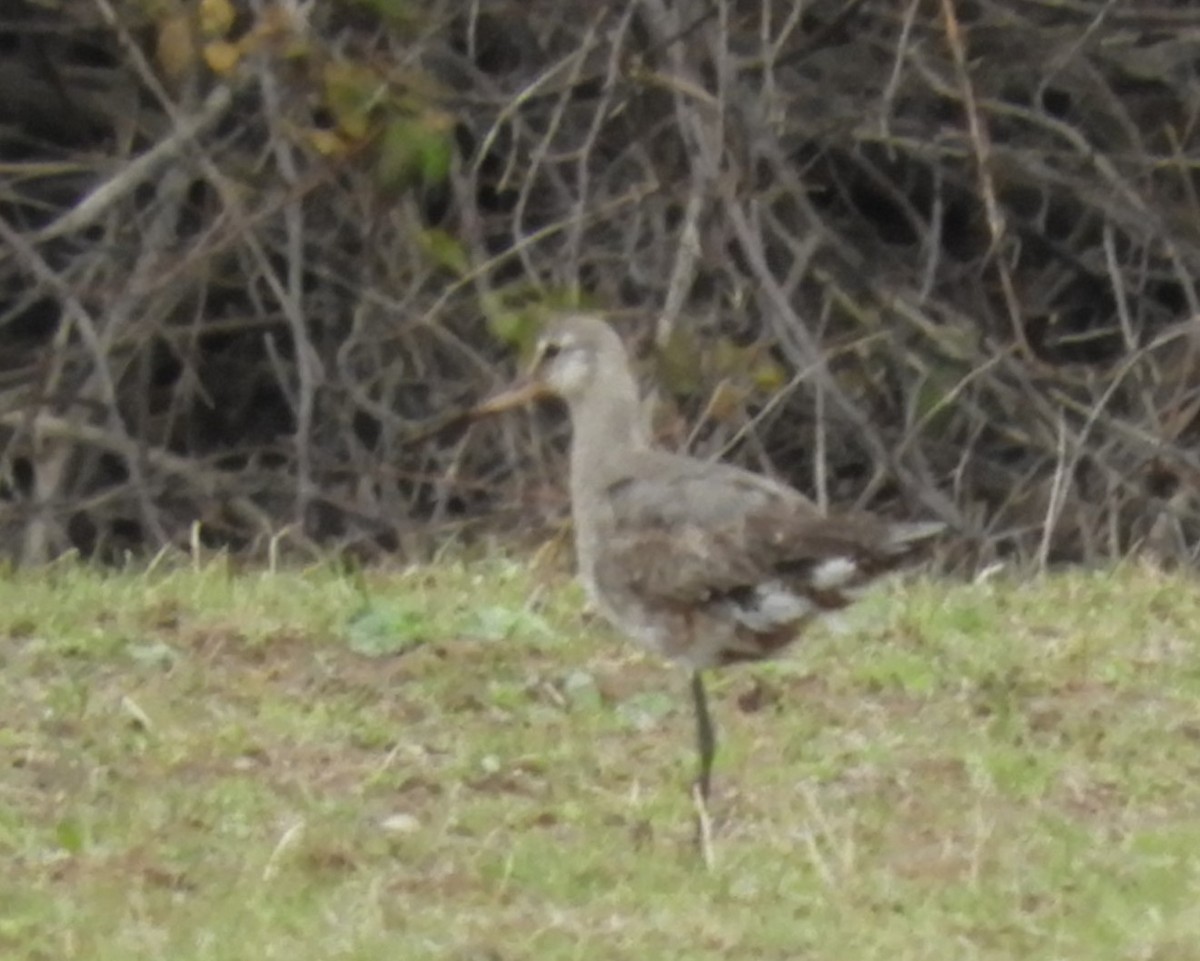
475 313 629 412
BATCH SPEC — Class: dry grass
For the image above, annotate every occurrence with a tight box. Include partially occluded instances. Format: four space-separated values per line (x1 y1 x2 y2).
2 557 1200 959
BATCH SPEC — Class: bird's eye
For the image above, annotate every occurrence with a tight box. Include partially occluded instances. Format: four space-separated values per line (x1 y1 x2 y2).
541 342 564 361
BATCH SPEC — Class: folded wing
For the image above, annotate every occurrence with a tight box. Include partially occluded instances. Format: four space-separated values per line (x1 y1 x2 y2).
594 452 941 635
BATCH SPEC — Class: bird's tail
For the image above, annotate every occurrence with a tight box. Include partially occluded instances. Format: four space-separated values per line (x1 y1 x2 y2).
883 520 946 555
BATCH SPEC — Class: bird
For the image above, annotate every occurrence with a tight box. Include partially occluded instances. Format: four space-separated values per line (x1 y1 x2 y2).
475 313 943 859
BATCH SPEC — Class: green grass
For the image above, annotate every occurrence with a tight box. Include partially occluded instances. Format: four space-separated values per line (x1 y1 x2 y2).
3 556 1200 960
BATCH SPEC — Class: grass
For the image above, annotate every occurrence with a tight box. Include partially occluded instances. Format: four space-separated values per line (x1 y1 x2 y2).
3 556 1200 960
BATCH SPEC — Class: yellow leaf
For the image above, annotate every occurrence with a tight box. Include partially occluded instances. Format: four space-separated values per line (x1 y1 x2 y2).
711 338 744 377
203 40 241 76
751 357 787 393
199 0 236 37
155 13 196 83
657 327 703 397
305 128 349 157
323 62 384 141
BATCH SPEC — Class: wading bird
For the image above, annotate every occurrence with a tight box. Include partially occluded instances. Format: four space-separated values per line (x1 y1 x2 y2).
477 314 942 863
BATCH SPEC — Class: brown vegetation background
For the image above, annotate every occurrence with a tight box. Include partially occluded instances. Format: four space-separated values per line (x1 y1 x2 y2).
2 0 1199 568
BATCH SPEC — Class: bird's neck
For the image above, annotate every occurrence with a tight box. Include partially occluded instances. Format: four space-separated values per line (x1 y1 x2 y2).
566 373 649 489
564 369 648 603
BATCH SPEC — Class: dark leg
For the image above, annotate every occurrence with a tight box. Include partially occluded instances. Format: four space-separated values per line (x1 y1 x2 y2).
691 670 716 801
690 670 717 868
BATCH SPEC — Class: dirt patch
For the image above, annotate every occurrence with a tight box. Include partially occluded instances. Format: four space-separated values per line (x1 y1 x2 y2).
171 622 433 707
591 656 668 704
41 847 194 892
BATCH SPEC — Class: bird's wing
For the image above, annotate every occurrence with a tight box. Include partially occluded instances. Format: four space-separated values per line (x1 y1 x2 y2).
594 452 939 609
592 453 808 604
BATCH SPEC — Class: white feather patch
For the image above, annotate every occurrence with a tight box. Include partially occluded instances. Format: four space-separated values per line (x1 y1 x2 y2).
809 556 859 589
729 581 815 631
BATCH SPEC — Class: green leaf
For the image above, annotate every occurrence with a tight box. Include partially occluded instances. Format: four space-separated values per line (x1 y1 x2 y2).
348 0 421 27
467 604 550 642
345 603 428 657
485 308 540 351
375 117 419 190
562 670 602 710
417 132 452 185
376 115 453 191
126 640 178 668
418 228 469 276
482 285 593 353
616 691 675 732
55 816 85 854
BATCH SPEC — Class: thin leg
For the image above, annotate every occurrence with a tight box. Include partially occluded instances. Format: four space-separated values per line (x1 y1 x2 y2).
691 670 716 800
690 670 716 869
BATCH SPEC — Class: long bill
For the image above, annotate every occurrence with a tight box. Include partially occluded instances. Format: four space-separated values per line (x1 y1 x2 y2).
470 378 549 417
397 377 546 445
